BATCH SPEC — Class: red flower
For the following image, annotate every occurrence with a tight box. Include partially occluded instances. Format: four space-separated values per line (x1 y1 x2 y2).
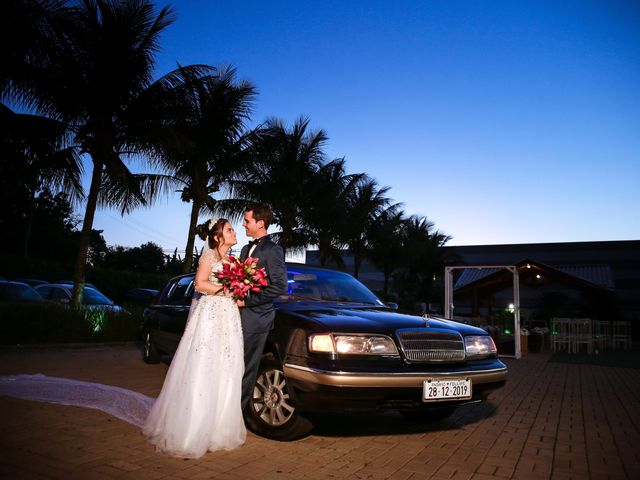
214 256 268 301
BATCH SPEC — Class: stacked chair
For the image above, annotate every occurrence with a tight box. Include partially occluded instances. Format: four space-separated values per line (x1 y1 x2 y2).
551 318 633 354
593 320 612 350
612 321 632 349
572 318 593 354
551 317 573 353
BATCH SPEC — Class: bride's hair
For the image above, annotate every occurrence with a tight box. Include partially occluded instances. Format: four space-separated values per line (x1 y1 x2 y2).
196 218 228 252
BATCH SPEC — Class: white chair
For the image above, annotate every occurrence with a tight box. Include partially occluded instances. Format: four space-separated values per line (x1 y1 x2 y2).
593 320 612 351
572 318 593 354
551 317 573 353
612 321 632 350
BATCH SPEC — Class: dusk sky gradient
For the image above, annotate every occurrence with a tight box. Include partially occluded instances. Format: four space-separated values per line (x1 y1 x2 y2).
89 0 640 258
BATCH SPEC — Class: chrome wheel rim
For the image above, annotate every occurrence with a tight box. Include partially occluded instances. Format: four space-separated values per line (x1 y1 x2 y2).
144 333 152 358
252 367 295 426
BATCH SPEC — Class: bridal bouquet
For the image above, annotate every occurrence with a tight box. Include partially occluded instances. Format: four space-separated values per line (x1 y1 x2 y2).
215 256 268 301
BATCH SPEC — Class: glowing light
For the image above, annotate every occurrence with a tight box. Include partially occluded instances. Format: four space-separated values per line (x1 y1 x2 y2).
309 334 334 353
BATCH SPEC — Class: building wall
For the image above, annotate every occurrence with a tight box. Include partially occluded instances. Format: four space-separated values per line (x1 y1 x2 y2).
444 240 640 325
307 240 640 325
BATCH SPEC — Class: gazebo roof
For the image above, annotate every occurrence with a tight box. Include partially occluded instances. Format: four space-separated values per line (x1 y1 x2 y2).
453 258 614 292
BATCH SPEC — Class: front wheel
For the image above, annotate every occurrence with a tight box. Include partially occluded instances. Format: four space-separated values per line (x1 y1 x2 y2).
243 358 314 441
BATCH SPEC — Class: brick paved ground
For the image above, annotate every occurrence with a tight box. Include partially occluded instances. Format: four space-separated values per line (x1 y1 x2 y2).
0 345 638 480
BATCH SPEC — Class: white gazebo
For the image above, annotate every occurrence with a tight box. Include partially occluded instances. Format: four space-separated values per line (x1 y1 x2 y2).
444 265 522 358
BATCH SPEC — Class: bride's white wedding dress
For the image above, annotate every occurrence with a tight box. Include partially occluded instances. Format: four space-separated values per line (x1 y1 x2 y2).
143 251 246 458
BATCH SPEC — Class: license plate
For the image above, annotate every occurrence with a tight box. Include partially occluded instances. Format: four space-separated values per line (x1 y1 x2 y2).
423 378 472 402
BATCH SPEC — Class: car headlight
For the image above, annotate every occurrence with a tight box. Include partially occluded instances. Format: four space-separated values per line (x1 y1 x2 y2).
309 334 399 355
465 335 497 359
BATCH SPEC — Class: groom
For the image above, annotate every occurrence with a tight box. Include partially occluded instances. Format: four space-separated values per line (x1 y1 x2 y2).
238 203 287 412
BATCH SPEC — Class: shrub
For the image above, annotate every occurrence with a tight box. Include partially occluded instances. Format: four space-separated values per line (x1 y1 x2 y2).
0 302 142 345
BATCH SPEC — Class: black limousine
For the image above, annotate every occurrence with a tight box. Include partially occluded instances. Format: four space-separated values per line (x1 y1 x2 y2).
141 264 507 440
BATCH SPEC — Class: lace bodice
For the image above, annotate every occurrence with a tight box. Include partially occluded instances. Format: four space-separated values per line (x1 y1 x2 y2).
198 249 228 286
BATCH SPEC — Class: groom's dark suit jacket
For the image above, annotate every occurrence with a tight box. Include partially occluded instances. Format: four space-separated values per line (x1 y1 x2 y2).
239 236 287 333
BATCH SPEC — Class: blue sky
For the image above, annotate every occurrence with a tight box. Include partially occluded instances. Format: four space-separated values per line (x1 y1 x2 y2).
90 0 640 257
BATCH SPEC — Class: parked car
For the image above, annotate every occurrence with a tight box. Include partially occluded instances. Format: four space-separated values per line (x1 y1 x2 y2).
142 264 507 440
15 278 49 288
0 281 44 303
54 280 98 289
35 283 128 314
123 288 159 305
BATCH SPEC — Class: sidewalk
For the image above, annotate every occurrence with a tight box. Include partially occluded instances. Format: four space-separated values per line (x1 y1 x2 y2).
1 345 638 479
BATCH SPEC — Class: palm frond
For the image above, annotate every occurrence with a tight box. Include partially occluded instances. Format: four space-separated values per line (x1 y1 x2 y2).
0 103 84 200
138 172 183 203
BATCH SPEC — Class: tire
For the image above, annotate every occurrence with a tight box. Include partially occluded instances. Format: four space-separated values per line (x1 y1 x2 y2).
243 358 314 441
143 331 161 364
401 406 457 423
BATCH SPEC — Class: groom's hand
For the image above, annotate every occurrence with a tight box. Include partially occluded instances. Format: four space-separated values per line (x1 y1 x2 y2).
236 300 245 308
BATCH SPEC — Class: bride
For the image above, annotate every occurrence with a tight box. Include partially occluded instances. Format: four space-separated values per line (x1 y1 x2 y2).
143 218 246 458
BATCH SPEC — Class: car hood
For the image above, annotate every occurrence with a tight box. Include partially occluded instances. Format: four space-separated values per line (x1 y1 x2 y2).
280 304 488 336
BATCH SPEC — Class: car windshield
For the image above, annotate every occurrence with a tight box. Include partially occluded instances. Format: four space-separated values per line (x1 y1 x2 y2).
285 267 385 306
82 287 113 305
0 283 42 301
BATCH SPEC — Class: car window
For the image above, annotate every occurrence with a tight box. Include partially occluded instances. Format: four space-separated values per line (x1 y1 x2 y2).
51 287 71 302
35 286 53 299
0 284 40 301
166 277 194 305
156 279 177 305
285 268 384 305
19 286 43 301
82 288 113 305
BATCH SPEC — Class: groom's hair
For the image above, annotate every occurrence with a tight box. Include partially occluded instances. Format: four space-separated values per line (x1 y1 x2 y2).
246 203 273 229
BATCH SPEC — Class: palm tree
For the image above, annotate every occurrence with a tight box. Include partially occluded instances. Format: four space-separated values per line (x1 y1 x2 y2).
223 117 328 255
1 0 73 98
365 206 405 294
3 0 203 305
396 215 452 306
0 104 83 257
156 65 257 273
302 159 363 269
343 177 395 278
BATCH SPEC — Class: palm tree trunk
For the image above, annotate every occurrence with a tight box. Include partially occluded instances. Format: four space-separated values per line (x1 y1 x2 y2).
71 162 103 306
333 251 346 271
182 201 200 274
353 252 361 278
318 238 330 266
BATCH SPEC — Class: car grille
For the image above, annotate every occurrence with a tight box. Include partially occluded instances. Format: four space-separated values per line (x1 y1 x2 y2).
396 329 465 363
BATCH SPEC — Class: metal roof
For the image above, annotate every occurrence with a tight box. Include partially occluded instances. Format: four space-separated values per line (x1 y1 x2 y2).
553 264 615 290
454 263 615 290
454 268 500 288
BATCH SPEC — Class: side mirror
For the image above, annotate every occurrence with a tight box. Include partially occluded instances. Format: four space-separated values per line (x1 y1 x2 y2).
386 302 398 310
